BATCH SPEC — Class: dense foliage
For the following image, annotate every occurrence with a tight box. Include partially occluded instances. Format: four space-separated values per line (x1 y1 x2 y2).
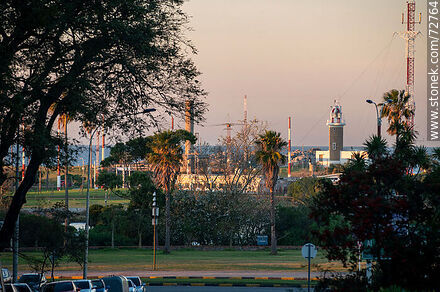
310 136 440 290
17 210 85 278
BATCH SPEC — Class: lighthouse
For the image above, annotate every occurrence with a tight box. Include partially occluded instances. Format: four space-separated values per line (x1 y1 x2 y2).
327 101 345 163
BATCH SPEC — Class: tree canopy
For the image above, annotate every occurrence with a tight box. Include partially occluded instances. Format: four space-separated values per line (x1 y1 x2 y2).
0 0 206 249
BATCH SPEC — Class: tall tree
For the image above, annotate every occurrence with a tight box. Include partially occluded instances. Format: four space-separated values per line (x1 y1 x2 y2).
147 130 196 253
255 130 286 255
0 0 206 249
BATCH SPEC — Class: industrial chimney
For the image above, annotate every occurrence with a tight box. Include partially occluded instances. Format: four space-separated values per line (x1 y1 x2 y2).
185 99 194 174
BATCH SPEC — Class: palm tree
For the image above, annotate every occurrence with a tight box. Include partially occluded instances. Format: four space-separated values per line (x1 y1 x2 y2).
363 135 388 161
255 130 287 255
345 152 367 172
147 130 196 253
381 89 414 137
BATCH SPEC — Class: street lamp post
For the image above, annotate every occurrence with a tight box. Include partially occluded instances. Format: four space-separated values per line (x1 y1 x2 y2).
366 100 381 137
83 126 99 280
366 99 391 137
83 108 156 279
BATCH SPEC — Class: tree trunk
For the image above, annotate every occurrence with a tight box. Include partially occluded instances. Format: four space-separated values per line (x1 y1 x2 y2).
46 168 49 191
0 156 41 250
111 220 115 249
138 230 142 248
270 188 277 255
164 192 171 254
50 254 55 282
38 167 42 193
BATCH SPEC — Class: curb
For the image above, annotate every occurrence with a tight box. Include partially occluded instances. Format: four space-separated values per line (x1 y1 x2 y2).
50 276 319 281
47 276 318 288
144 276 319 281
145 283 311 288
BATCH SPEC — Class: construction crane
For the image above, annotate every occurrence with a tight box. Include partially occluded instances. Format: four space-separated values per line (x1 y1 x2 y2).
210 122 244 144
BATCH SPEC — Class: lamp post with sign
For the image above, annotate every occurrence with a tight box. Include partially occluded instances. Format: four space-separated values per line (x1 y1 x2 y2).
302 243 317 292
152 192 159 270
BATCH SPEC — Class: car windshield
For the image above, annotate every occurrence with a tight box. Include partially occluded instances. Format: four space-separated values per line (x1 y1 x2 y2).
91 280 103 288
127 278 141 286
19 275 40 283
74 281 90 289
54 282 74 292
128 281 133 287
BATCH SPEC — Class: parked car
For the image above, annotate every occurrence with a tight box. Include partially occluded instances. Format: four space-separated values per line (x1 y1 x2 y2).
2 268 12 283
3 283 33 292
90 280 106 292
125 277 145 292
40 281 78 292
126 280 135 292
72 280 95 292
17 274 47 292
101 276 128 292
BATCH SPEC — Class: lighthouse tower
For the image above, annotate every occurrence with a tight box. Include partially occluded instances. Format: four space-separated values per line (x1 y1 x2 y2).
327 101 345 164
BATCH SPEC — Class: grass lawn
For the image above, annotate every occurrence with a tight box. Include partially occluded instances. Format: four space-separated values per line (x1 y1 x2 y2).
0 248 346 273
24 188 129 208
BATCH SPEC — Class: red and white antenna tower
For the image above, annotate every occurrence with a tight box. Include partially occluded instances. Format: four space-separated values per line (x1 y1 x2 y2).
398 0 421 126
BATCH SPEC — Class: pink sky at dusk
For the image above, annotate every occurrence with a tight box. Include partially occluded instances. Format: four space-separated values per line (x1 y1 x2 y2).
178 0 435 147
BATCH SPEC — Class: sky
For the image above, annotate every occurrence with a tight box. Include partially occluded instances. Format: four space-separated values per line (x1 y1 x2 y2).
172 0 436 147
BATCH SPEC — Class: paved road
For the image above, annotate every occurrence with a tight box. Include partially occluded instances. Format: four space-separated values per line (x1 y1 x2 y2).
147 287 314 292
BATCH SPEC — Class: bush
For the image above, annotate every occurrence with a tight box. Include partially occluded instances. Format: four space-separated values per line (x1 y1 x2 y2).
276 205 313 245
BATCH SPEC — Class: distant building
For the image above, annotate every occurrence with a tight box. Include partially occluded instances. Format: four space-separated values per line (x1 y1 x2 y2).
316 101 366 166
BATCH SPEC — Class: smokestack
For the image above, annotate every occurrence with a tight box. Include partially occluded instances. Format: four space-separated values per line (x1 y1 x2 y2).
185 99 194 174
288 117 291 178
